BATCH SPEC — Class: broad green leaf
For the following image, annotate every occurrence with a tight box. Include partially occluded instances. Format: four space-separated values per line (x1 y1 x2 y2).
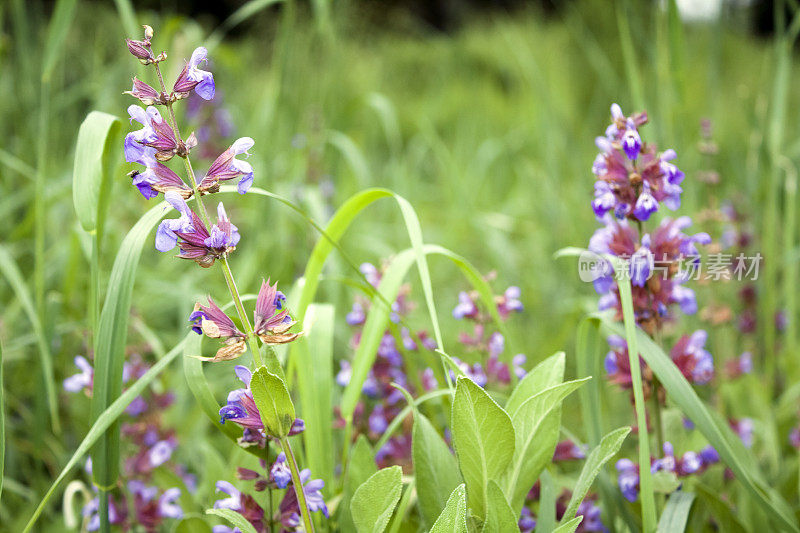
430 484 468 533
72 111 120 233
657 491 695 533
413 411 462 527
295 304 335 492
597 313 800 532
175 517 212 533
23 340 185 532
481 481 517 532
0 246 58 433
451 377 515 520
339 435 378 532
505 351 565 417
503 379 589 513
206 508 258 533
351 466 403 533
91 202 167 489
553 516 583 533
559 426 630 524
250 367 295 438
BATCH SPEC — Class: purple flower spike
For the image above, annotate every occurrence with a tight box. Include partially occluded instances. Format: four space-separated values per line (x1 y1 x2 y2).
173 47 215 100
214 481 242 510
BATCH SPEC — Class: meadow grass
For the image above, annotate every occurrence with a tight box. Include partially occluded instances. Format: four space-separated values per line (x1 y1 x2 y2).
2 0 800 531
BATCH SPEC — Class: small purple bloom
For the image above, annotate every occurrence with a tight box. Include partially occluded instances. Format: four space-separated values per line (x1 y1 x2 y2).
158 488 183 519
271 453 292 489
199 137 255 194
453 291 478 320
214 481 242 510
155 191 195 252
64 355 93 393
346 302 366 326
173 47 215 100
149 439 176 467
633 186 658 221
616 458 640 502
621 120 642 160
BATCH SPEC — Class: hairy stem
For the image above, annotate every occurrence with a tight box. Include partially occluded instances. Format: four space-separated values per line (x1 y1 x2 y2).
280 437 316 533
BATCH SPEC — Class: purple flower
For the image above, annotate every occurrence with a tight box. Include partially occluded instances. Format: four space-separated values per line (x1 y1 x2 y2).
360 263 382 287
155 191 195 252
731 418 754 448
346 302 366 326
621 120 642 160
126 38 153 61
124 105 159 164
512 353 527 379
125 395 148 416
453 291 478 319
199 137 255 194
336 360 352 387
270 453 292 489
149 439 176 467
124 77 162 106
254 279 299 345
190 297 247 361
278 469 329 530
497 286 523 318
63 355 93 393
214 481 242 510
131 160 191 200
576 499 607 532
670 330 714 385
173 47 215 100
700 445 720 465
519 507 537 532
629 235 654 287
633 185 658 221
616 458 640 502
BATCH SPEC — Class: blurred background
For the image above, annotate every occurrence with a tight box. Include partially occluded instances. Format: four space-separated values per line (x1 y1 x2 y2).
3 0 800 528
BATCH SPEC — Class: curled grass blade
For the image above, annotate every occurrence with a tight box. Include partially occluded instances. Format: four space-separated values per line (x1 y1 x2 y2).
22 340 185 532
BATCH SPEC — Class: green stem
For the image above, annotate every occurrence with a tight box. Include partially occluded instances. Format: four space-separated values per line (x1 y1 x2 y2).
280 437 316 533
220 256 264 368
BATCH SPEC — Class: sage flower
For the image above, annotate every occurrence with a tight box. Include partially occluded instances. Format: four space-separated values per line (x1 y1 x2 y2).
254 279 300 345
189 298 247 362
173 47 215 100
199 137 255 195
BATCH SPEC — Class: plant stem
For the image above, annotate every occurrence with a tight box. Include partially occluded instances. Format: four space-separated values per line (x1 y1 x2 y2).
280 437 316 533
220 256 264 367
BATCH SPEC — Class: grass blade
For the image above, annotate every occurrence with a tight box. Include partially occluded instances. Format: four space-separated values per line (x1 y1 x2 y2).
90 202 167 489
22 340 185 532
656 491 695 533
0 245 58 433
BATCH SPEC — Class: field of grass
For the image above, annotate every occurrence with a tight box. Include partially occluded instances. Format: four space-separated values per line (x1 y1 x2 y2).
3 0 800 531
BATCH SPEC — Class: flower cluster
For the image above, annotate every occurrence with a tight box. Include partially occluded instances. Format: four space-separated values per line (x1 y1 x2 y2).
65 352 192 532
591 104 683 222
603 331 714 394
616 442 720 502
189 279 299 362
336 262 436 468
212 458 328 532
452 282 526 387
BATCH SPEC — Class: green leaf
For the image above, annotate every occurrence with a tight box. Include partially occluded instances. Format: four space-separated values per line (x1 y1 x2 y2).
174 517 213 533
451 376 515 520
430 484 468 533
295 304 335 492
503 379 589 513
23 339 185 532
91 202 167 489
553 516 583 533
505 351 566 417
596 313 800 532
72 111 120 233
657 491 695 533
652 471 681 495
351 466 403 533
412 411 462 527
339 435 378 532
535 469 556 533
481 481 518 532
559 426 630 524
206 508 258 533
0 246 58 433
386 478 415 533
250 367 295 438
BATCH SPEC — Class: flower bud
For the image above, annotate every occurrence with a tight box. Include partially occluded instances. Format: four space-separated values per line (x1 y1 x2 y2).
126 39 152 61
143 25 154 40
